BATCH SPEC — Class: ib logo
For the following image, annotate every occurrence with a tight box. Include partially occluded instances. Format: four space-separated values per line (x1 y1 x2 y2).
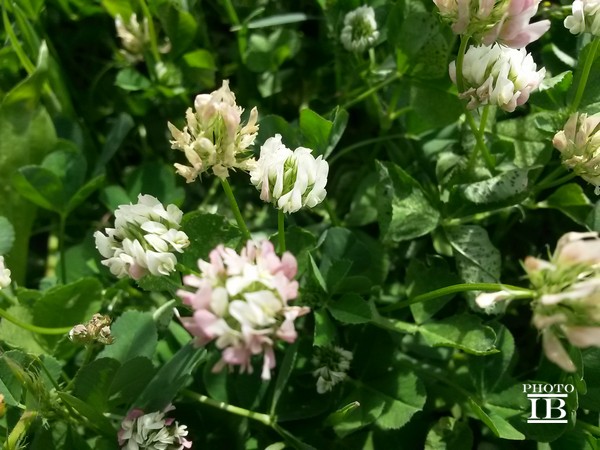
523 383 573 424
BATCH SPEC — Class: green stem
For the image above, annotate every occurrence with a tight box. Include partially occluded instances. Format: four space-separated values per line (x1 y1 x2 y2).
465 110 495 170
328 133 405 165
571 37 600 113
578 420 600 437
220 0 247 60
381 283 534 313
533 172 577 195
220 178 251 241
183 390 272 427
277 210 286 254
0 306 73 335
4 411 38 450
455 35 471 94
138 0 160 62
58 214 67 284
342 73 400 109
323 199 341 227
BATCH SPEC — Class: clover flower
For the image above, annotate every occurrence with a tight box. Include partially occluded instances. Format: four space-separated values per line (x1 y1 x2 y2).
312 346 353 394
340 5 380 52
69 314 114 346
115 14 150 63
94 194 189 280
553 112 600 193
168 80 259 182
0 256 11 288
477 232 600 372
118 405 191 450
177 240 310 380
434 0 549 48
565 0 600 36
449 43 545 112
250 134 329 214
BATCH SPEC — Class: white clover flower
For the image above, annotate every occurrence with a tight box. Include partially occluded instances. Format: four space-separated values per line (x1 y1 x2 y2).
168 80 259 182
250 134 328 214
0 256 11 288
434 0 549 47
449 43 545 112
177 240 309 380
94 194 189 280
118 406 191 450
115 14 150 63
565 0 600 36
312 346 353 394
552 112 600 193
340 5 380 52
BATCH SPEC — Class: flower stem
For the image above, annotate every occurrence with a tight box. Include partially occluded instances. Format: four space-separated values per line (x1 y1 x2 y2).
381 282 534 313
277 209 286 254
220 178 251 241
220 0 248 61
465 109 495 171
58 214 67 284
571 37 600 113
0 305 73 335
183 390 272 427
342 72 400 109
5 411 38 450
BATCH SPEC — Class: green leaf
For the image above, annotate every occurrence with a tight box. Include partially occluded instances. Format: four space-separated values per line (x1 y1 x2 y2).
468 323 515 395
324 107 348 159
93 112 134 176
0 350 31 405
135 342 206 411
468 397 525 440
97 310 158 364
376 161 440 242
125 161 185 206
180 211 242 267
407 258 461 324
58 393 115 436
282 226 316 275
2 41 49 108
538 183 592 226
345 172 378 227
0 305 46 354
313 308 336 347
73 357 120 412
12 165 65 213
299 108 333 157
66 174 105 214
33 278 103 348
567 40 600 108
100 185 133 211
335 369 426 436
157 4 197 55
418 313 498 355
270 340 299 415
183 49 216 70
447 225 501 289
0 216 15 254
256 114 298 149
328 293 372 324
115 68 151 91
424 417 473 450
458 168 535 205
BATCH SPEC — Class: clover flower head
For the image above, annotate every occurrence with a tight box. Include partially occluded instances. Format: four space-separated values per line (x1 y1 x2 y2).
340 5 379 52
250 134 329 214
553 112 600 193
69 313 114 345
449 43 545 112
177 240 309 380
168 80 259 182
434 0 549 48
312 346 353 394
118 405 191 450
115 14 150 62
477 232 600 372
94 194 189 280
0 256 11 289
565 0 600 36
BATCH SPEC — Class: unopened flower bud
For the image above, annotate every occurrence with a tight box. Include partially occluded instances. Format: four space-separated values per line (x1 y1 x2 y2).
340 6 379 53
553 112 600 193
